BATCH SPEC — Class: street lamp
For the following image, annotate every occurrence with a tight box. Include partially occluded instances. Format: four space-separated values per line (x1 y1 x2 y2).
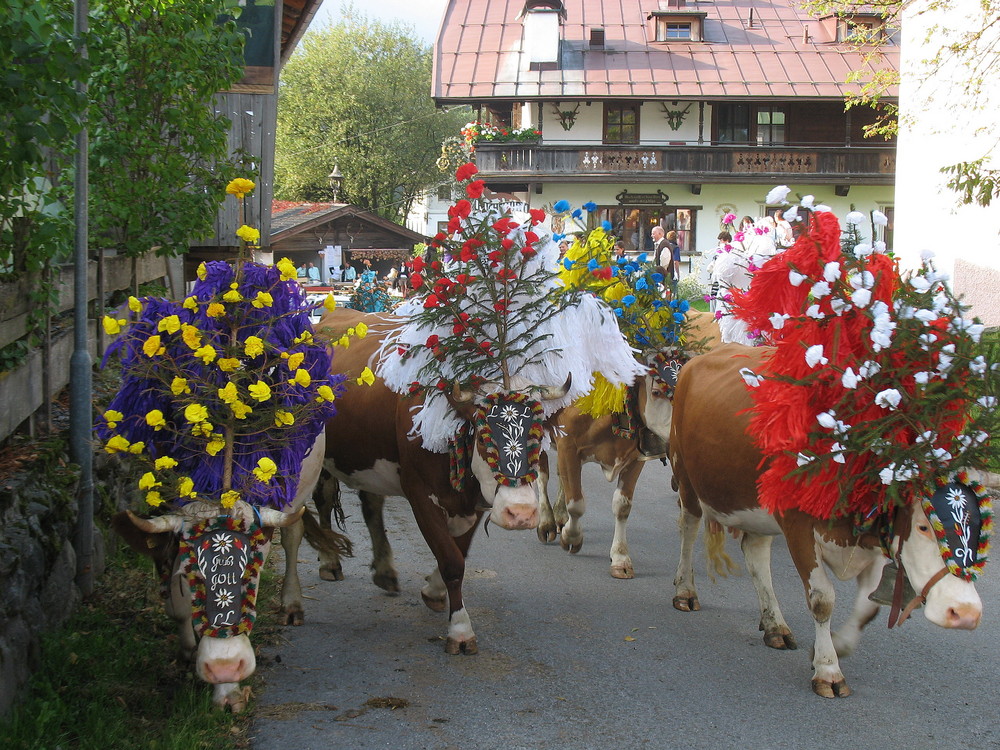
328 165 343 202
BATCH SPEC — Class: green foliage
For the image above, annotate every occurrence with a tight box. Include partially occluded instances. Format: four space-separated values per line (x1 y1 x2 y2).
274 5 470 221
942 158 1000 207
87 0 247 258
0 0 83 278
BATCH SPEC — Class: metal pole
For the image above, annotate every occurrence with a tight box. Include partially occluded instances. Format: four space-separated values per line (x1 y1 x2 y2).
71 0 94 597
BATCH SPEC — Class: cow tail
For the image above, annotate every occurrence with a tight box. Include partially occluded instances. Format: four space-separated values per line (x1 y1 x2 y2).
703 518 741 583
302 505 354 559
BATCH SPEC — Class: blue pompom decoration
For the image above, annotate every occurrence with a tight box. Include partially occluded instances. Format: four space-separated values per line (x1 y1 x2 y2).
583 201 598 212
572 209 583 219
638 253 648 263
601 220 613 231
554 199 570 212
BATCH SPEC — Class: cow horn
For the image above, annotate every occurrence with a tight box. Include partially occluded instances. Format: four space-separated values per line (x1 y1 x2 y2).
537 373 572 401
124 510 183 534
451 379 476 404
258 505 306 528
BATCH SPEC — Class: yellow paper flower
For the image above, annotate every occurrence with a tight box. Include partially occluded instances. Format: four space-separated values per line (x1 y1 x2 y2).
223 288 243 303
324 294 337 311
336 335 350 348
102 316 126 335
277 257 296 281
154 456 178 470
138 472 161 491
182 296 198 311
184 403 209 423
353 322 368 339
145 491 164 508
274 410 295 427
230 400 253 419
316 385 336 402
142 335 165 357
290 368 312 387
127 296 143 313
197 262 208 281
253 457 277 483
194 344 217 364
181 324 201 350
286 351 305 370
217 382 239 404
252 291 273 309
218 357 240 372
170 376 191 396
104 435 131 454
226 178 255 199
157 315 181 334
356 367 375 386
244 336 265 358
128 441 145 455
177 476 196 498
145 410 167 430
191 421 213 437
104 410 123 428
293 330 314 345
248 381 272 402
220 490 240 508
206 435 226 456
236 225 260 244
206 302 225 318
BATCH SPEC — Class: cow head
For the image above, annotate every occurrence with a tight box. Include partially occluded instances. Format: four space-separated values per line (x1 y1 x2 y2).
638 351 687 438
889 478 987 630
113 500 303 710
448 377 570 530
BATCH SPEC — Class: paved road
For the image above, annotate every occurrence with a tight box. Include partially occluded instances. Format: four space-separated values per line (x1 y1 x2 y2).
251 459 1000 750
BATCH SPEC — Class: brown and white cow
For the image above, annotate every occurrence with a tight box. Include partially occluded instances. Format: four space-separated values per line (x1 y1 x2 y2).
535 311 722 578
113 434 337 711
669 343 983 697
316 307 569 654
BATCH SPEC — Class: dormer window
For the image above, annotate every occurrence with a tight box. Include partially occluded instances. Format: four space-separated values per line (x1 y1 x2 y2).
836 15 886 43
649 11 707 42
522 1 565 71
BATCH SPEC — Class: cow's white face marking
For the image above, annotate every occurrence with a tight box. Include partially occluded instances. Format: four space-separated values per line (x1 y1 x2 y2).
642 374 674 440
330 458 403 497
470 449 538 530
897 505 982 629
702 505 782 536
195 633 255 685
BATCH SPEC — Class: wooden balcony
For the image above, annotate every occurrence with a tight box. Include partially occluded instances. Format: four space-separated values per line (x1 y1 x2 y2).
473 143 896 184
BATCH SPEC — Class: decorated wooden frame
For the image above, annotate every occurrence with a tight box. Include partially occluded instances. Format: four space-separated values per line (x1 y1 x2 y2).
922 471 993 582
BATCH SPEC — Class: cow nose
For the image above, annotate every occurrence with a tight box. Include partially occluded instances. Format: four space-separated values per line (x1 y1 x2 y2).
498 502 538 530
945 604 982 630
202 658 250 684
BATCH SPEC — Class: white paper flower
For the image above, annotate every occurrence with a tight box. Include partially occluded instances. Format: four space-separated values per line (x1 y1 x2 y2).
817 411 838 429
841 367 859 389
858 360 880 378
788 270 807 286
914 371 931 385
920 248 936 261
913 309 937 323
796 452 815 466
822 262 841 283
811 281 831 298
769 312 789 329
845 211 865 225
879 465 896 485
805 344 828 368
875 388 902 409
830 297 850 315
848 270 874 289
872 210 888 226
873 240 887 253
971 355 987 375
851 288 872 308
801 195 815 208
806 304 824 319
831 443 846 463
814 204 832 213
931 447 953 462
765 185 791 205
784 206 799 221
977 396 997 410
853 243 873 258
740 367 763 388
910 275 932 292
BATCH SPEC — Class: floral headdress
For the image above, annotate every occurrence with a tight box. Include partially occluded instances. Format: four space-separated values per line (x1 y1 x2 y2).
733 204 1000 521
97 179 356 510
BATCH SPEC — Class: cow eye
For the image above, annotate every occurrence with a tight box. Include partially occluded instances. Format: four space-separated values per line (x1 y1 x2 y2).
917 523 931 533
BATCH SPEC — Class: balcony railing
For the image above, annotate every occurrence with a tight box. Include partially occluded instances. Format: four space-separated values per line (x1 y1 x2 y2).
473 143 896 182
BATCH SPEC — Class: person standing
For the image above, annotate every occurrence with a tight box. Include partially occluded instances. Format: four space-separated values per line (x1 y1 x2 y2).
306 262 320 284
614 240 628 264
653 226 681 290
342 262 357 283
774 209 793 248
329 265 343 283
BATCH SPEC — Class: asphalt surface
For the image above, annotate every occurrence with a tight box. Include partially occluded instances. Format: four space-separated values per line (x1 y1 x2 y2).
250 459 1000 750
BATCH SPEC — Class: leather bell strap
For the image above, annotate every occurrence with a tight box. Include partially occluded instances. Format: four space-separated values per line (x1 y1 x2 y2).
892 566 949 628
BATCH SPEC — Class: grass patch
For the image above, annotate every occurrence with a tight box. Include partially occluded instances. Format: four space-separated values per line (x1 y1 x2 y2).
0 544 284 750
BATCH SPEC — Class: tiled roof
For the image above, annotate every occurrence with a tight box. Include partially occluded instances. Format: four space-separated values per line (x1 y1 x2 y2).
269 202 347 235
270 201 428 243
433 0 899 101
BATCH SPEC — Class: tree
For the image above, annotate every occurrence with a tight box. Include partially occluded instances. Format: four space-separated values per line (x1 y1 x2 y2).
803 0 1000 206
274 5 469 222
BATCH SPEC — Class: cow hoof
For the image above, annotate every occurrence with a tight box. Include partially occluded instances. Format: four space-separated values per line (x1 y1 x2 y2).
214 684 251 713
373 572 401 594
536 525 558 543
560 537 583 554
672 595 700 612
283 609 305 626
610 563 634 579
319 563 345 582
445 637 478 655
763 631 797 650
421 591 447 612
811 678 851 698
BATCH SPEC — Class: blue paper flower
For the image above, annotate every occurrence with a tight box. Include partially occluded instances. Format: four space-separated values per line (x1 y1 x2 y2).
613 307 623 317
553 233 565 241
635 277 648 290
678 299 690 313
673 312 686 324
553 199 570 213
572 209 583 219
587 258 599 271
583 201 598 212
601 220 613 231
638 253 648 263
622 295 637 307
562 257 573 270
651 273 664 283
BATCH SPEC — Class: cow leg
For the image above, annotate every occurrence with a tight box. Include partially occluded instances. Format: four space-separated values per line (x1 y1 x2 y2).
671 480 702 612
536 450 559 543
740 532 795 650
212 682 251 713
831 558 883 659
313 467 345 581
279 519 306 625
359 491 400 594
609 460 643 579
557 451 585 554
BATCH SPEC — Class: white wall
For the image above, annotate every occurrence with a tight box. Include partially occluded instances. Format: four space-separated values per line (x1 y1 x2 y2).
894 0 1000 323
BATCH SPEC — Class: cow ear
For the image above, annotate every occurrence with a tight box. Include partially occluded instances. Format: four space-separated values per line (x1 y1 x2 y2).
112 510 175 559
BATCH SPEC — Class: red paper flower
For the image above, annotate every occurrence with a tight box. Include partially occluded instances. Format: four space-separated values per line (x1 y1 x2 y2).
497 269 517 281
411 273 423 289
521 246 537 258
466 180 486 200
452 199 472 218
524 230 539 244
529 208 546 226
423 294 441 308
455 163 478 182
500 238 514 250
459 246 477 262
